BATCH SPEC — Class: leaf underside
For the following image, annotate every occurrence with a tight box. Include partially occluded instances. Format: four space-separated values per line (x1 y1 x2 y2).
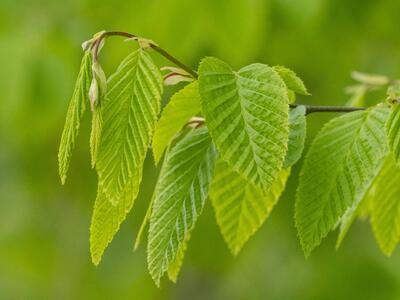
58 51 92 184
284 105 307 168
198 57 289 192
210 160 290 255
96 49 163 204
296 106 389 256
167 232 190 282
152 80 201 164
147 127 216 286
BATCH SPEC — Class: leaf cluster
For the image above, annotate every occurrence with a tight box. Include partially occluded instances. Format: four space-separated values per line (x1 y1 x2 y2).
58 32 400 286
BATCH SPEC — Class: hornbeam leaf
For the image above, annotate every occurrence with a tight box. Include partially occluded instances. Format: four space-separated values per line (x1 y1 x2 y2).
58 51 92 184
335 172 378 249
210 160 290 255
284 106 307 168
90 167 143 265
198 57 289 191
295 106 389 256
167 233 190 283
152 81 201 164
96 49 163 204
273 66 309 96
370 154 400 256
147 127 217 286
386 103 400 166
134 194 154 251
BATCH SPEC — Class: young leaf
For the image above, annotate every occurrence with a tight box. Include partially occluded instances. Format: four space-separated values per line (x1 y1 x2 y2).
335 166 380 249
134 194 154 251
386 103 400 166
198 57 289 192
210 160 290 255
283 106 306 168
58 51 92 184
152 81 201 164
370 154 400 256
167 233 190 283
273 66 309 96
90 106 102 168
147 127 217 286
90 167 143 265
96 49 163 204
295 106 389 256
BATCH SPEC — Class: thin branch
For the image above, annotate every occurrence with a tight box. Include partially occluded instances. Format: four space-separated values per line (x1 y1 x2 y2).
90 31 368 115
290 104 365 115
91 31 197 78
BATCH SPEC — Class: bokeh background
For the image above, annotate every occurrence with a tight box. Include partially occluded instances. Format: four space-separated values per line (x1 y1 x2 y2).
1 0 400 299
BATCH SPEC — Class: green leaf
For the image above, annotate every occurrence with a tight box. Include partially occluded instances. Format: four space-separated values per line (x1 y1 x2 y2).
96 49 163 204
295 106 389 256
134 194 154 251
147 127 217 286
152 81 201 164
90 166 143 265
273 66 309 96
335 174 378 249
90 106 102 168
198 57 289 191
370 154 400 256
58 51 92 184
284 106 306 168
210 160 290 255
386 103 400 166
167 233 190 283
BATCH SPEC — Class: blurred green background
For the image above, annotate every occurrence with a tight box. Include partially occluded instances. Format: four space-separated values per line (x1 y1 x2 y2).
1 0 400 299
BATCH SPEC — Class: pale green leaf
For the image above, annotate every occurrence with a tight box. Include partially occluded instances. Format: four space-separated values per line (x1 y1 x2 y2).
210 160 290 255
58 51 92 184
386 103 400 166
198 57 289 191
370 154 400 256
96 49 163 204
284 106 306 168
345 84 367 107
335 170 379 249
90 167 143 265
273 65 309 96
147 127 216 286
134 192 154 251
167 233 190 283
90 106 102 168
295 106 389 256
152 81 201 164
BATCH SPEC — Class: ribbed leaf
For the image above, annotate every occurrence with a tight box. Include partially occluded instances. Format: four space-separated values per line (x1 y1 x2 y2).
284 106 306 168
273 66 309 96
386 103 400 166
147 127 216 286
90 167 143 265
370 154 400 256
58 51 92 184
210 160 290 255
96 49 163 204
296 106 389 256
167 233 190 283
152 81 201 164
198 57 289 191
335 156 385 248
